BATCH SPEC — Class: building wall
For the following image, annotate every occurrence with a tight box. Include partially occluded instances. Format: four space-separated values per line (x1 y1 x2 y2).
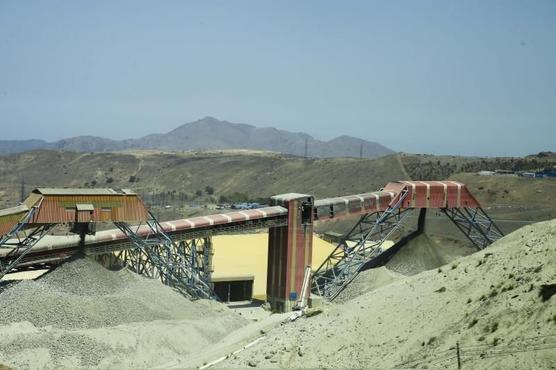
211 233 336 301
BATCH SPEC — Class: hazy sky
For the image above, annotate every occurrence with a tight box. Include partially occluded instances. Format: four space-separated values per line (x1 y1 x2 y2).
0 1 554 156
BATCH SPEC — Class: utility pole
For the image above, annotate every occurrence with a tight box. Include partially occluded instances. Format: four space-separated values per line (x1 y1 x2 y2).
359 143 363 159
304 138 308 159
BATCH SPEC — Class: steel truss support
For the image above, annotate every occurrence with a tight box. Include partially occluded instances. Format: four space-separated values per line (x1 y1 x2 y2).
0 207 54 280
114 211 216 300
312 190 413 300
441 207 504 250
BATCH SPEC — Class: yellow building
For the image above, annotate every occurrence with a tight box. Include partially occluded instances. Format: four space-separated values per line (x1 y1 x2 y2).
211 233 336 301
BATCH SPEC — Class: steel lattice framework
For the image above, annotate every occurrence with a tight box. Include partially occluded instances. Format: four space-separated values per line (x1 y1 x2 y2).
1 182 505 311
311 203 504 301
104 237 213 288
0 206 55 281
441 207 504 249
114 211 216 300
312 190 413 300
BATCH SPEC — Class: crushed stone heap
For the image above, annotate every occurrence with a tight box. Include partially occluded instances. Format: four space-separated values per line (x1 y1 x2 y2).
0 257 247 369
0 257 229 329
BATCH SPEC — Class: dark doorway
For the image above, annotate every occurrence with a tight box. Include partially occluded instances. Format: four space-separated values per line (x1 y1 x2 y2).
213 279 254 302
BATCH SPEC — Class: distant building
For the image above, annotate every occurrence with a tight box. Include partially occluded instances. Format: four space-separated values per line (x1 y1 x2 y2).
231 202 263 210
477 170 495 176
521 172 536 178
536 168 556 178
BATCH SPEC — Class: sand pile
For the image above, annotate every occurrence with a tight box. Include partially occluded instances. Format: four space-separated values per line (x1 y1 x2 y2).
0 257 248 368
386 233 449 275
223 219 556 369
334 266 403 303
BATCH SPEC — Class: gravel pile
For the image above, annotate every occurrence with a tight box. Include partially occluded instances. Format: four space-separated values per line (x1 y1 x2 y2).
1 331 111 367
0 257 222 329
0 258 224 329
0 257 248 368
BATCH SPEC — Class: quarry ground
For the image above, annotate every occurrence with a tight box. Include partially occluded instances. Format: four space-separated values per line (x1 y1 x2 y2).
0 149 554 368
0 219 554 369
221 219 556 369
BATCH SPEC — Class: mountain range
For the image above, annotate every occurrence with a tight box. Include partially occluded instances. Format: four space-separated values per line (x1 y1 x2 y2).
0 117 394 159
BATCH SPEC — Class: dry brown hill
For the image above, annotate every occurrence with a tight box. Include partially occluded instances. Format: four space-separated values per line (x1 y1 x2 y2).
0 117 395 159
0 150 409 209
1 149 554 220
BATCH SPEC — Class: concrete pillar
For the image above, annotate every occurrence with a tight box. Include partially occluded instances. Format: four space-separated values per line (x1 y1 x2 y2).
266 193 314 312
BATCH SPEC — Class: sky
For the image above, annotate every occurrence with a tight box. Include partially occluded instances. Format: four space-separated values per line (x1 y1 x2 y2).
0 1 554 156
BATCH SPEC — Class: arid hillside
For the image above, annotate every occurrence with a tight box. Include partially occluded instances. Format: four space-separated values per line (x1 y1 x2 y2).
0 150 554 224
0 150 408 209
0 117 395 158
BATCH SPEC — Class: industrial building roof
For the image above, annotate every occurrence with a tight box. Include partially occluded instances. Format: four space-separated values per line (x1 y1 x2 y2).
0 204 29 218
271 193 312 202
32 188 136 196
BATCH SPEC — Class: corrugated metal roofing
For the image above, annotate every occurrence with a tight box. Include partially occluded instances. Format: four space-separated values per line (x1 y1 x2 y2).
0 204 29 217
33 188 124 196
271 193 311 201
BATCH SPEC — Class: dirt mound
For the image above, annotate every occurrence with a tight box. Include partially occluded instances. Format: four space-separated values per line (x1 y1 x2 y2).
0 257 248 368
385 233 449 275
223 219 556 369
334 266 403 303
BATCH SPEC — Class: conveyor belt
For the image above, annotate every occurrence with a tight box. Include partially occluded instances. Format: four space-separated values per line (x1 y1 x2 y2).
0 180 498 273
0 206 288 270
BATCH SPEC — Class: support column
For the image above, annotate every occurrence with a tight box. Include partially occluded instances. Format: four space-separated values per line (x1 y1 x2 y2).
267 193 313 312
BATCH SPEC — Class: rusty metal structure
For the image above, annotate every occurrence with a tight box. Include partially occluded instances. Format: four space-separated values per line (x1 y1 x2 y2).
0 181 503 311
311 181 503 300
0 188 220 299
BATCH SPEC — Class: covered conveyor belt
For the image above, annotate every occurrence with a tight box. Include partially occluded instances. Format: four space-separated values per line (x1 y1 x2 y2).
311 181 502 300
0 206 288 270
1 181 503 308
313 180 481 221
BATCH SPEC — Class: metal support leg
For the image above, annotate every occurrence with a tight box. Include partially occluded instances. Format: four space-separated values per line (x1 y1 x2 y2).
114 211 216 300
0 207 54 280
181 238 213 288
441 207 504 249
312 190 413 300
